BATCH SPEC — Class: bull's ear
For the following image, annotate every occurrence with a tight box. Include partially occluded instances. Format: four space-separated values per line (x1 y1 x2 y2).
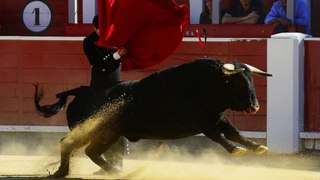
245 64 272 77
222 63 245 75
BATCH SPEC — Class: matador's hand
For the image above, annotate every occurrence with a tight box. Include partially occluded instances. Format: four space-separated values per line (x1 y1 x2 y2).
118 47 127 57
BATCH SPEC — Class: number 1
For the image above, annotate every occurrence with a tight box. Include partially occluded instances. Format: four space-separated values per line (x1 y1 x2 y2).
32 8 40 25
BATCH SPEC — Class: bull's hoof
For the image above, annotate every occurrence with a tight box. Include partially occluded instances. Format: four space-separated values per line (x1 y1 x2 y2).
48 168 69 178
231 147 247 156
109 167 121 175
93 168 108 175
92 167 121 175
94 165 122 176
48 172 67 179
254 145 268 155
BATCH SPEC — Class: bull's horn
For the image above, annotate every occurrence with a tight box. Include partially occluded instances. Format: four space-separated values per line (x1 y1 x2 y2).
222 63 245 75
245 64 272 77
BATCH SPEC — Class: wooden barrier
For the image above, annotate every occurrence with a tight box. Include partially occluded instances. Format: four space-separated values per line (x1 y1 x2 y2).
0 37 268 131
64 24 306 38
304 38 320 132
64 24 92 36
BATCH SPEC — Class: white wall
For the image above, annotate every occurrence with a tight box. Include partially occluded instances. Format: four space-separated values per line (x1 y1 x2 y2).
267 33 310 153
189 0 203 24
82 0 96 24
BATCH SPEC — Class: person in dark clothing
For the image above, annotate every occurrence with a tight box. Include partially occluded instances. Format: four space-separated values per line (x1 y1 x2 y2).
83 15 127 90
199 0 212 24
221 0 264 24
83 15 128 174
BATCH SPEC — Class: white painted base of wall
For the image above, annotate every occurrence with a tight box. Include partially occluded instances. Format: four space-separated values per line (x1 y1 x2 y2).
0 125 69 132
301 132 320 150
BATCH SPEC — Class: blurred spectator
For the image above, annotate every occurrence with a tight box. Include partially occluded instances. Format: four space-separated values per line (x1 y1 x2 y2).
221 0 264 24
264 0 310 34
220 0 235 19
199 0 213 24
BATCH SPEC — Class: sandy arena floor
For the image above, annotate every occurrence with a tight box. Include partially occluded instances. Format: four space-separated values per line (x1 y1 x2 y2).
1 147 320 180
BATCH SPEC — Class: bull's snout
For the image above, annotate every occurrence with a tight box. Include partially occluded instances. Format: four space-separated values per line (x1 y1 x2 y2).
245 100 259 114
249 104 260 114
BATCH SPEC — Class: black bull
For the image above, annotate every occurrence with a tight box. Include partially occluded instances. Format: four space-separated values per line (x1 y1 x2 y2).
34 58 272 178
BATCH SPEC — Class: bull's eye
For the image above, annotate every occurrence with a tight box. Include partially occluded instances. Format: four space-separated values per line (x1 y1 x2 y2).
231 80 247 93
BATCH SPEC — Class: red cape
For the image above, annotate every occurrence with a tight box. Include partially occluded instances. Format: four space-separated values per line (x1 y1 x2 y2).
97 0 189 70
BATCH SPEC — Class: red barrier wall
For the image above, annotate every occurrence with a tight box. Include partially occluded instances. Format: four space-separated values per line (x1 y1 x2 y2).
304 39 320 131
0 37 268 131
0 38 89 126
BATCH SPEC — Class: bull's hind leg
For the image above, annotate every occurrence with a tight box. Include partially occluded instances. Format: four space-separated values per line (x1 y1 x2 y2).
85 134 122 175
49 136 86 178
217 116 268 155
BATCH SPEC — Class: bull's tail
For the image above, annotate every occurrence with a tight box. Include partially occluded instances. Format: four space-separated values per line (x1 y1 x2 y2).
33 83 68 118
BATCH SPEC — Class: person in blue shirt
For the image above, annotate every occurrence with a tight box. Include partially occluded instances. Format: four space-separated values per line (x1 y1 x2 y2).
264 0 310 34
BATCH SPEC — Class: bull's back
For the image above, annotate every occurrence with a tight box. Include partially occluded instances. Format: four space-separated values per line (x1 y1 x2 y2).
111 66 210 139
106 59 223 140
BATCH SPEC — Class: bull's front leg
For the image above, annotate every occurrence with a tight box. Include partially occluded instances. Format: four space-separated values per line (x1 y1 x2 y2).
216 115 268 155
203 128 247 156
